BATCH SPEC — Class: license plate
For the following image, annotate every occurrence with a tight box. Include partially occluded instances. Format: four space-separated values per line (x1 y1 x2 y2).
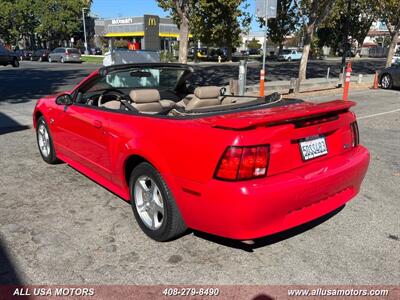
299 137 328 161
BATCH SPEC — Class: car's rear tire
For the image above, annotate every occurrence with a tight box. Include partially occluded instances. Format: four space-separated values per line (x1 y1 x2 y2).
36 117 60 164
12 58 19 68
287 57 292 62
38 57 42 62
380 73 393 89
129 162 187 241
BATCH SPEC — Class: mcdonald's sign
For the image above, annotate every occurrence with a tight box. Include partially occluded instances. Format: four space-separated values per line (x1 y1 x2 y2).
148 17 157 27
144 15 160 51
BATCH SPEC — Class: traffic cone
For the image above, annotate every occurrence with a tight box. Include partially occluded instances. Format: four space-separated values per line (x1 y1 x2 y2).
373 72 379 89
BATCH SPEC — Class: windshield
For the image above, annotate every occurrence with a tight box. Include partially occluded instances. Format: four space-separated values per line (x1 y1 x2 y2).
282 50 292 54
103 67 185 90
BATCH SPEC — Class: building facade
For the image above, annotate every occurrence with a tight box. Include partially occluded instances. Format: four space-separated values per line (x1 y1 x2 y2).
94 15 187 51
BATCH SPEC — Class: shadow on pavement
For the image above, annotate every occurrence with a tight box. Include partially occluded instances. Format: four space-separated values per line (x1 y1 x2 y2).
0 237 23 284
193 205 345 252
0 67 91 104
0 112 30 135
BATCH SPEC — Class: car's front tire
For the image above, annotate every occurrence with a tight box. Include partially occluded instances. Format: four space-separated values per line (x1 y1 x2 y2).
129 162 187 241
380 73 393 89
36 117 59 164
61 57 65 63
12 58 19 67
48 57 52 63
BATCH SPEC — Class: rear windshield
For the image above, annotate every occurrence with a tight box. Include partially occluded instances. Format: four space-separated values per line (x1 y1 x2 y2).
67 48 80 54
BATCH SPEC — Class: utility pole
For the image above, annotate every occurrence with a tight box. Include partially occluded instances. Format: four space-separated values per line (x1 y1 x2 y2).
262 0 269 73
341 0 352 66
82 8 89 55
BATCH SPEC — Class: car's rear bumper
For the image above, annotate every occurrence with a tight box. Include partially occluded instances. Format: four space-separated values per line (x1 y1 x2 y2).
65 56 81 62
168 146 370 240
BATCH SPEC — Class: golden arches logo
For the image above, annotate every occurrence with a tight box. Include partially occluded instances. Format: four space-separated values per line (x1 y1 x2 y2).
148 17 157 27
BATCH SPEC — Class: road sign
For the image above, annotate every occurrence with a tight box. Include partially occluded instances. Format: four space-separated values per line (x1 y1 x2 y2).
255 0 278 19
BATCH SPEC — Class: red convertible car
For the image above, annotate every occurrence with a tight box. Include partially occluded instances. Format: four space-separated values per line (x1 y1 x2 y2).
33 63 370 241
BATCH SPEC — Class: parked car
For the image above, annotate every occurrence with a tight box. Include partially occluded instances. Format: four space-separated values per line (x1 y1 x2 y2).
31 49 50 62
379 60 400 89
0 44 19 67
33 63 370 242
48 47 81 63
91 48 102 55
277 49 303 61
15 49 32 61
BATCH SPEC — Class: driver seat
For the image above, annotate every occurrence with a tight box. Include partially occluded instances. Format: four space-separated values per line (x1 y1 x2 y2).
129 89 164 114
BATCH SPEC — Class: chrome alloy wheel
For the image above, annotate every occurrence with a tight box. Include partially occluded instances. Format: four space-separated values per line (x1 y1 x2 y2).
38 124 51 158
134 176 165 230
381 74 392 89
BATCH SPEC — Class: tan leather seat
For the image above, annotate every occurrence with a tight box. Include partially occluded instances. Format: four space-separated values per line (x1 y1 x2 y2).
185 87 221 111
129 89 163 114
176 94 194 108
100 100 121 110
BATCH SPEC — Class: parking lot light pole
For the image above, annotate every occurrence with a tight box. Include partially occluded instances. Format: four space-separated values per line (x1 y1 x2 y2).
82 8 89 55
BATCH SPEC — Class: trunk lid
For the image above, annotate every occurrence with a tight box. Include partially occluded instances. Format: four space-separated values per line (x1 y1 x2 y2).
200 100 357 177
199 100 355 130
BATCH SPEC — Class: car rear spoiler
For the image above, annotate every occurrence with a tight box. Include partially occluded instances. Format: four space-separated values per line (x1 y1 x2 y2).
201 100 356 130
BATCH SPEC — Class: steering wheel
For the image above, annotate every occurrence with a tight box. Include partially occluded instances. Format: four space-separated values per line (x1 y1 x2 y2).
98 89 125 107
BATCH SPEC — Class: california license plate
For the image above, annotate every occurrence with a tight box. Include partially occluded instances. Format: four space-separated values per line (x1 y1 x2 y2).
299 137 328 161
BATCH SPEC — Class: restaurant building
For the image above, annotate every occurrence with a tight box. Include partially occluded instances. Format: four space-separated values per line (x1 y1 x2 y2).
94 15 190 51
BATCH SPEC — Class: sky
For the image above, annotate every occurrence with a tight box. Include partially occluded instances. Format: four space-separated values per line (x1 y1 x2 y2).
91 0 261 31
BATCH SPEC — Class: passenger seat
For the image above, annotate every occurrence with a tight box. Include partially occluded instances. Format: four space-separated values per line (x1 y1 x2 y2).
185 86 221 111
129 89 164 114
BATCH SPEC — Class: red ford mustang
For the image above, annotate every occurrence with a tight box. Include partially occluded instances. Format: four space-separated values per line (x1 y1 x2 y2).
33 63 370 241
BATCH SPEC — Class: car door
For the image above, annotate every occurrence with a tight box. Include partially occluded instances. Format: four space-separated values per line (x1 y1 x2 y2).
56 104 113 180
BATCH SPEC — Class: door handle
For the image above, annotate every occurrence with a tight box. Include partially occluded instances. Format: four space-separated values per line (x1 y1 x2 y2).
92 120 102 128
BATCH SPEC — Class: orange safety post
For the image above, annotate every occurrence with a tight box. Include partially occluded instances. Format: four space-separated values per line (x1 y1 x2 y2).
373 71 379 89
259 69 265 97
342 61 352 101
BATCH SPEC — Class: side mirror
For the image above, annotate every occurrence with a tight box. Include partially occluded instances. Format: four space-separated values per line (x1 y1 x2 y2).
55 94 73 106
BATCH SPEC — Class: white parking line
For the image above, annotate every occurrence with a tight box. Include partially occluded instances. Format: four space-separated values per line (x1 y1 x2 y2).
358 108 400 120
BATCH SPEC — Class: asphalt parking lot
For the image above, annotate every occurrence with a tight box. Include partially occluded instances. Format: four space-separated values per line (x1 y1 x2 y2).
0 62 399 285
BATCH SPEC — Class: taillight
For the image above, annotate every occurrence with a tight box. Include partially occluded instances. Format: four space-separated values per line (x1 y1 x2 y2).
214 145 270 181
350 121 359 147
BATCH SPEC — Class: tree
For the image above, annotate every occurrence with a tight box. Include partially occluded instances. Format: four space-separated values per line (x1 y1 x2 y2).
317 0 378 53
258 0 298 53
0 0 92 48
247 38 261 50
378 0 400 67
294 0 337 81
190 0 251 61
36 0 90 48
157 0 195 64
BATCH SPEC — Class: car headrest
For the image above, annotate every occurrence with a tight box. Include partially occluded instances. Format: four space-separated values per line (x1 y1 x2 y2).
194 86 220 99
129 89 160 103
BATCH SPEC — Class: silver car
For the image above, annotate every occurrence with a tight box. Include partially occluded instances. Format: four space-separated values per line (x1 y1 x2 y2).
48 47 81 63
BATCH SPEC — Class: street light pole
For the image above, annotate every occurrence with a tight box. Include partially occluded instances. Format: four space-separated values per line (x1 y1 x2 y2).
262 0 269 73
82 8 89 55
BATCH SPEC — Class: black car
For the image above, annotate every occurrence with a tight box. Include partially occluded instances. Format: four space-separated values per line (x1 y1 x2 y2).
31 49 50 62
0 44 19 67
379 60 400 89
15 49 32 60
